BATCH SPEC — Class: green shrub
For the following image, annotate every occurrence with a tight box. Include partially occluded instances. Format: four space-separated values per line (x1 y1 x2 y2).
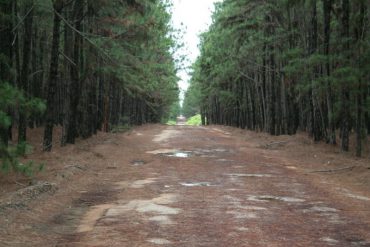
186 114 202 126
111 124 131 133
0 82 45 176
166 120 177 125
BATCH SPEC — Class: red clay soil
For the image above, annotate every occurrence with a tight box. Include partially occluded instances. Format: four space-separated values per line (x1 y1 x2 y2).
0 125 370 246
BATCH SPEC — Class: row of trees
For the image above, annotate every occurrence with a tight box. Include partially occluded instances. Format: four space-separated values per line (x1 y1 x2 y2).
0 0 179 172
184 0 370 156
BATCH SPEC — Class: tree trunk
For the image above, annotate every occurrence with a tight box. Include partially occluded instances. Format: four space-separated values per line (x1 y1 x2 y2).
66 0 84 144
0 0 13 146
355 1 366 157
18 0 34 142
340 0 350 152
323 0 336 145
43 0 64 151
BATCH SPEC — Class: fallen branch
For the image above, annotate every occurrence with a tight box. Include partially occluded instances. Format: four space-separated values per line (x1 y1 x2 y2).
309 166 356 173
263 141 289 149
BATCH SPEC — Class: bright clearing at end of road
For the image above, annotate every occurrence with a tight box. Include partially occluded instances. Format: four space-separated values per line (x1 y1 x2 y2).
171 0 222 99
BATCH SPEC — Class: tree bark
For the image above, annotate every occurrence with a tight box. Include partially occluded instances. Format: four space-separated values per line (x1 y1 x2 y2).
66 0 84 144
323 0 336 145
43 0 64 151
0 0 13 146
18 0 34 142
340 0 350 152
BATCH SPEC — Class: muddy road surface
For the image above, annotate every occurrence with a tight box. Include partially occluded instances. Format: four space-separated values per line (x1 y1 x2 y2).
1 125 370 246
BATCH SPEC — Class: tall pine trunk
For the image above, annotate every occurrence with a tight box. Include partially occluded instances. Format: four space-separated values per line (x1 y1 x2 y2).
340 0 350 151
18 0 34 142
0 0 13 146
66 0 84 144
43 0 64 151
323 0 336 145
355 2 366 157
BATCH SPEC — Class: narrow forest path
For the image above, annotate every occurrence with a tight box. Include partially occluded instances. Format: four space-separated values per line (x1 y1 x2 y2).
1 125 370 246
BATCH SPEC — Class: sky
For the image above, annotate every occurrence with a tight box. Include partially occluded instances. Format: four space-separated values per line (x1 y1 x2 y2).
170 0 222 101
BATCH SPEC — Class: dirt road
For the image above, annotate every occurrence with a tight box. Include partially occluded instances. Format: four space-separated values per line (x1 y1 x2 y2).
1 125 370 246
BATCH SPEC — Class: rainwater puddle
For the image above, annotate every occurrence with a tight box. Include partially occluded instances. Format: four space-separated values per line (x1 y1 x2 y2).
321 237 339 245
247 195 305 203
166 152 191 158
180 182 212 187
236 227 250 232
216 159 234 163
130 178 156 189
341 189 370 201
286 166 298 170
306 206 338 213
147 238 172 245
147 148 230 159
146 149 192 158
227 210 258 219
149 215 174 225
130 160 147 166
238 205 267 211
115 178 157 189
227 173 273 178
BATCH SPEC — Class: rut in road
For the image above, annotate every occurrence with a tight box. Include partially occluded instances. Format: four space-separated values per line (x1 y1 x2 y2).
56 126 370 247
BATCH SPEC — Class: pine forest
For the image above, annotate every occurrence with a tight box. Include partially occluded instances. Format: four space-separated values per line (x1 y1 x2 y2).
1 0 179 173
184 0 370 157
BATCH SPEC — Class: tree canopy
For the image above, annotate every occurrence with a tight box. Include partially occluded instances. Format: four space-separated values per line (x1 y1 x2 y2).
0 0 180 173
184 0 370 156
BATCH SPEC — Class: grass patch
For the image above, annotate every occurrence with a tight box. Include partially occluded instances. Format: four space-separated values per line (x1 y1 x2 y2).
186 114 202 126
111 124 131 133
166 120 177 125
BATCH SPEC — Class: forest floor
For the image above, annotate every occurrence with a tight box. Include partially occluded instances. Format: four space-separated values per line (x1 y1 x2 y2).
1 125 370 246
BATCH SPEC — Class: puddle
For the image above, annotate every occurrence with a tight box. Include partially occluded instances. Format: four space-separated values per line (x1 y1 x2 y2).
227 173 273 178
115 178 157 189
152 193 178 204
247 195 305 203
326 213 345 224
341 189 370 201
236 227 249 232
344 194 370 201
107 201 180 216
166 152 191 158
149 215 174 225
131 160 146 166
147 149 179 154
180 182 212 187
348 239 370 246
130 178 156 189
216 159 233 163
147 148 230 158
227 210 258 219
238 205 267 211
146 149 192 158
306 206 338 213
147 238 172 245
286 166 298 170
321 237 339 245
193 148 229 155
224 195 242 203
